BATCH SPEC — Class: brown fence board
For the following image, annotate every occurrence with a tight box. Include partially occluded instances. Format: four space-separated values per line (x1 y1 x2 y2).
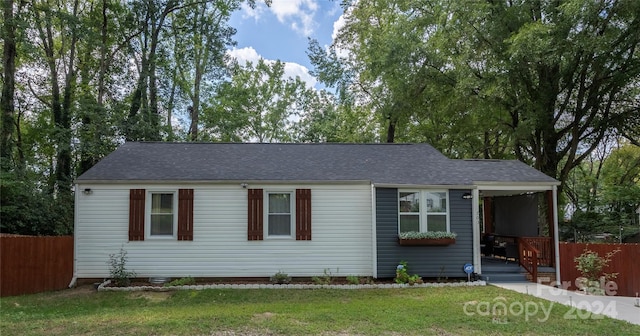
1 236 73 297
559 242 640 297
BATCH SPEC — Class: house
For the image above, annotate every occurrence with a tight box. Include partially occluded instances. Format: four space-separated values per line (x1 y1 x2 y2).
73 142 561 282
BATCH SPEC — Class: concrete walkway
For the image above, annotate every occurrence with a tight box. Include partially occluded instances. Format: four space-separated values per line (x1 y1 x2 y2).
493 282 640 325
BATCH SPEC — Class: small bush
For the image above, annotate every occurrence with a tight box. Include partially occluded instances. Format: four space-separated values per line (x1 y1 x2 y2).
395 261 421 285
312 268 336 285
165 277 196 287
108 248 136 287
270 271 291 284
574 248 620 295
346 275 360 285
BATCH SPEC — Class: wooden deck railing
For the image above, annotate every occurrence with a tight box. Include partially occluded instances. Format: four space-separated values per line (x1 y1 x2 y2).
521 237 553 267
518 238 539 283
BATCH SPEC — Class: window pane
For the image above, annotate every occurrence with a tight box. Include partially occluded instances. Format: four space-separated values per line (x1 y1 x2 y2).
268 214 291 235
399 192 420 213
427 215 447 232
152 194 173 214
399 215 420 233
425 191 447 212
269 193 290 213
151 214 173 235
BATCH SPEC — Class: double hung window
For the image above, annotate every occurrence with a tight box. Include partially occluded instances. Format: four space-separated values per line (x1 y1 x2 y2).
399 190 449 233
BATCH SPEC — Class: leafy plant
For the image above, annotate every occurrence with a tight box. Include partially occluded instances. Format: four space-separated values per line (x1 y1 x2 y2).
269 271 291 284
165 277 196 287
408 274 423 286
346 275 360 285
395 261 422 285
574 248 620 295
107 248 136 287
395 261 410 284
399 231 457 239
312 268 336 285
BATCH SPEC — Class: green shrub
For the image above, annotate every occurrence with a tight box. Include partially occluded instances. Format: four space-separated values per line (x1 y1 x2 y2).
346 275 360 285
270 271 291 284
108 248 136 287
165 277 196 287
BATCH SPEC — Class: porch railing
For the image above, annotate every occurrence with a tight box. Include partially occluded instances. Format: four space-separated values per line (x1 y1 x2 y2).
518 238 539 283
520 237 553 267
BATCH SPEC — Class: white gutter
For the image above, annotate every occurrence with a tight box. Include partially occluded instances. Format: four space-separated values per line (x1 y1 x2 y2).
69 183 79 288
371 184 378 278
471 188 481 275
553 185 561 286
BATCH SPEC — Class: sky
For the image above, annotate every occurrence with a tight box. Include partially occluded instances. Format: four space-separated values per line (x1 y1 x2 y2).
227 0 347 89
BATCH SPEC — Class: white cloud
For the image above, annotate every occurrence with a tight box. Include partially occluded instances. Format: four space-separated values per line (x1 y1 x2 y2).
227 46 262 65
241 0 319 36
330 12 350 60
331 12 346 41
227 47 317 89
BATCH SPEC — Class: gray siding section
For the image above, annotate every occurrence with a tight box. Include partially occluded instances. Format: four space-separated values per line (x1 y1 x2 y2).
376 188 473 278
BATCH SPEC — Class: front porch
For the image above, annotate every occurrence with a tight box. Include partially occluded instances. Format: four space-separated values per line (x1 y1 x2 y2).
471 186 560 284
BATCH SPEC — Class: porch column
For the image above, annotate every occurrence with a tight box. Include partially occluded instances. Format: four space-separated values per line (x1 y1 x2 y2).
552 186 561 285
472 188 481 275
483 197 493 234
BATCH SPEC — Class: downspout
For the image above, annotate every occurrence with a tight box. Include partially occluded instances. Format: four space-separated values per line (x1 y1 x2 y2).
68 183 79 288
371 184 377 278
553 185 561 286
472 188 481 275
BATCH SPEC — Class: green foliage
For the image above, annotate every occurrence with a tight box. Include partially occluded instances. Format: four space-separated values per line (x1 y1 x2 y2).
269 271 291 285
395 261 424 285
165 277 196 287
311 268 336 285
574 249 620 295
108 248 136 287
394 261 409 284
399 231 457 239
575 249 620 283
0 170 73 235
563 142 640 241
346 275 360 285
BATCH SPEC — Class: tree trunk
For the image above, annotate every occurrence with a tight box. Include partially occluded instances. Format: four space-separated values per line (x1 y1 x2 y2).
1 0 17 165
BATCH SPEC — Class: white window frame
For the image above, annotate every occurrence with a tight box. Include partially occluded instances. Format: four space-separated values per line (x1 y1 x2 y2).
146 190 178 240
398 189 450 233
264 190 295 239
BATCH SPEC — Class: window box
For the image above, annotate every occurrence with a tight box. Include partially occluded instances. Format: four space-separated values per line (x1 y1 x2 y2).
398 231 457 246
398 237 456 246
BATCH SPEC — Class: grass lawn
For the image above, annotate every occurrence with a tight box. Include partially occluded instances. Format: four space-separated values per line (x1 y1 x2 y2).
1 285 638 335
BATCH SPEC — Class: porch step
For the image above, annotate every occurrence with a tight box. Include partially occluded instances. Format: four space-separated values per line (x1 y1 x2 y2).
480 272 528 283
482 263 522 273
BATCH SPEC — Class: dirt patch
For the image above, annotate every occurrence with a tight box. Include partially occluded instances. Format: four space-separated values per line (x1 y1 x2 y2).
251 312 276 322
129 291 172 302
42 285 96 299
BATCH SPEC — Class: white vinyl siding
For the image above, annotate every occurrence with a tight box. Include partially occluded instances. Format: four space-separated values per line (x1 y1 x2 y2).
75 183 373 278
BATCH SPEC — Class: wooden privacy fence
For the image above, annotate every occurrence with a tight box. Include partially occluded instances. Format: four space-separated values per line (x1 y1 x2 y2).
1 235 74 297
559 242 640 297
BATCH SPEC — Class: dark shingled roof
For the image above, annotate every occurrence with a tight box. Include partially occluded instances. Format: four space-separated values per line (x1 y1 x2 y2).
76 142 558 185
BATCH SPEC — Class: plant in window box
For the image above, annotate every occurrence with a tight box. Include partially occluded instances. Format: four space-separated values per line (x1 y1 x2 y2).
398 231 457 246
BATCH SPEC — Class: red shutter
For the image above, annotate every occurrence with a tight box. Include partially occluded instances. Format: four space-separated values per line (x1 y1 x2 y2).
296 189 312 240
177 189 194 241
129 189 145 241
248 189 264 240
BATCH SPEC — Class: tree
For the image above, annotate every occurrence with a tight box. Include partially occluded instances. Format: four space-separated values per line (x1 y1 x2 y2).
169 0 238 141
204 59 310 142
319 0 640 189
